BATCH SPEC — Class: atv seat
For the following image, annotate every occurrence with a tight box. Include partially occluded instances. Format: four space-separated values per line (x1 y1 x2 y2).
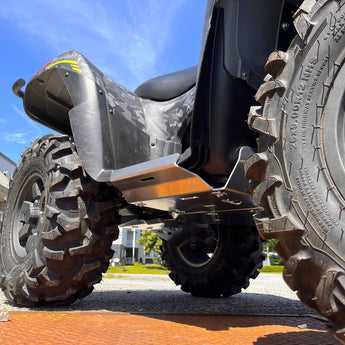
134 65 197 101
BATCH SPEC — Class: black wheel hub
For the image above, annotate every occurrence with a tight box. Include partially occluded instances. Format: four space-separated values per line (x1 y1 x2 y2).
176 226 219 268
13 174 45 260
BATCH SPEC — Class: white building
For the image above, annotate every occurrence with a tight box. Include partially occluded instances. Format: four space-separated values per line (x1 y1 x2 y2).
111 228 160 265
0 153 16 215
0 152 16 177
111 228 145 265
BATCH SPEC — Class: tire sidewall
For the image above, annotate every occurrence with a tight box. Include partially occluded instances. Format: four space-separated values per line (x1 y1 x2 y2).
277 6 345 266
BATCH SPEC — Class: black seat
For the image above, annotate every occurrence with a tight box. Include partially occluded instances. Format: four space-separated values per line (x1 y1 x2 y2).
134 65 197 101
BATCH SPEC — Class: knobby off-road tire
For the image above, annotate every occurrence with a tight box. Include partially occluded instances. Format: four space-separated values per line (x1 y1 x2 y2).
0 135 122 306
246 0 345 341
162 224 263 298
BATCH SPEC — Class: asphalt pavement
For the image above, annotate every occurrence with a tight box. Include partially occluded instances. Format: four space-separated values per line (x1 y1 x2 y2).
0 273 313 316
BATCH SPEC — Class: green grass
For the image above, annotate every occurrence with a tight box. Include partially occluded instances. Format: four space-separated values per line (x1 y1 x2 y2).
105 264 283 276
106 264 169 275
259 265 284 273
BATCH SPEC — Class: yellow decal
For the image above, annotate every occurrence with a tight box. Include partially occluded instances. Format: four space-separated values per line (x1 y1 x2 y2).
47 60 82 73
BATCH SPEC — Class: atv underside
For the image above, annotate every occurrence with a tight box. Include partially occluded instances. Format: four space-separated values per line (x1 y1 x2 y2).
2 0 345 343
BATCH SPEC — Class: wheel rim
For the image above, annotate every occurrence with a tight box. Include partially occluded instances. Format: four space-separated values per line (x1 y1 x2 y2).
176 226 219 268
12 173 45 260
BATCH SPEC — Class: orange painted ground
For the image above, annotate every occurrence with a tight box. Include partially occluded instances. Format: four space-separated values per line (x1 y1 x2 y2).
0 311 338 345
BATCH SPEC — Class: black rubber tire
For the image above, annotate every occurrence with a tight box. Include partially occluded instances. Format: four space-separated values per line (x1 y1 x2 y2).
245 0 345 341
0 135 123 306
162 224 263 298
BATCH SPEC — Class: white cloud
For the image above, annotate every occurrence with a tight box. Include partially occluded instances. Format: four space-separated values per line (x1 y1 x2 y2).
1 0 187 89
3 106 44 147
4 133 29 145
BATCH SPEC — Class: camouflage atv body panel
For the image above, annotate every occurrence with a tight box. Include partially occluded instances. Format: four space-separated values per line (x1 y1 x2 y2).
23 51 195 181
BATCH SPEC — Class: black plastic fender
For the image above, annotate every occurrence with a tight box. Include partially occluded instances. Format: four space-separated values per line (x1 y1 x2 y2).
23 52 121 181
181 0 287 180
199 0 285 88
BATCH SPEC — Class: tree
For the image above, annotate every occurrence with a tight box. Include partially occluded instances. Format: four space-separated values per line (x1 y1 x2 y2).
138 230 162 257
263 238 279 252
263 239 284 266
269 253 284 266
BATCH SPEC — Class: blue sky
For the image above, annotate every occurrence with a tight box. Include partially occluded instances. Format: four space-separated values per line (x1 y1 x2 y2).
0 0 207 163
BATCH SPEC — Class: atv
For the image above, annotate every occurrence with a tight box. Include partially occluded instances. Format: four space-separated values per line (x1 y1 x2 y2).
2 0 345 342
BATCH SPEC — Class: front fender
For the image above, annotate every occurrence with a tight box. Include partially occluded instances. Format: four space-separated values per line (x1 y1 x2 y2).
23 51 123 181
